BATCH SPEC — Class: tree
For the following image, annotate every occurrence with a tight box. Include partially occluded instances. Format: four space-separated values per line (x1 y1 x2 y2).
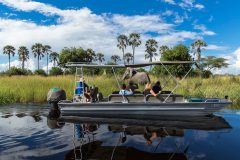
191 39 207 60
129 33 141 64
117 34 128 64
42 45 52 74
124 52 133 65
145 39 158 63
96 53 105 64
58 47 88 67
32 43 44 70
3 45 15 70
199 56 229 72
18 46 29 70
111 55 121 64
86 48 96 63
153 44 192 78
159 45 170 56
49 52 59 67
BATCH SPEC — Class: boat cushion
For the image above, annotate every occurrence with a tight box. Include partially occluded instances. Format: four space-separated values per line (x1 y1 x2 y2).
188 97 204 102
146 94 184 102
108 94 145 103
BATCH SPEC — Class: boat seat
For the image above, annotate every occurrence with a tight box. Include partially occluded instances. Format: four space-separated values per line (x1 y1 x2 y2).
108 94 145 103
112 91 142 94
146 94 184 102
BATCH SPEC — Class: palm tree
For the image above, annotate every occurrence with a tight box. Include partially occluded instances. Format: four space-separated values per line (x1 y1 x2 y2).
3 45 15 70
124 52 133 65
18 46 29 70
32 43 44 70
191 39 207 60
96 53 105 64
86 48 96 63
145 39 158 63
111 55 121 64
117 34 128 64
42 45 52 74
49 52 59 67
129 33 141 64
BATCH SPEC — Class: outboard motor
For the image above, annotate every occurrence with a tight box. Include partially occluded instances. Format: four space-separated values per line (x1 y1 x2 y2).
47 88 66 119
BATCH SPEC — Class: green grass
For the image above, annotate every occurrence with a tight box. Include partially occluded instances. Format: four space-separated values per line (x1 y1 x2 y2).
0 75 240 108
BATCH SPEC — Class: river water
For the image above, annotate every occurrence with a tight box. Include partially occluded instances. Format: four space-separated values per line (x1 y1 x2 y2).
0 104 240 160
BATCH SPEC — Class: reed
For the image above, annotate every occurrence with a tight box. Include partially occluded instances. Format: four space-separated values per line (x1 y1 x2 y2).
0 75 239 107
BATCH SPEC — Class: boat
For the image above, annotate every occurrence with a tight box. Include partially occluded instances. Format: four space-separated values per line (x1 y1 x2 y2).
49 61 231 117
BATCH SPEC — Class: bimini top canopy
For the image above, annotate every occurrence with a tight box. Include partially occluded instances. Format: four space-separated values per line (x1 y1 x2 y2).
66 62 125 68
66 61 196 68
125 61 196 68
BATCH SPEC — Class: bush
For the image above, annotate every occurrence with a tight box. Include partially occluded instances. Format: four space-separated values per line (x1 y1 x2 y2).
201 70 212 78
49 67 63 76
5 67 32 76
34 69 47 76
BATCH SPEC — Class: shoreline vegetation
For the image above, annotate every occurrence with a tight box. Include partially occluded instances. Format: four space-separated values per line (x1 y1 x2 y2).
0 75 239 108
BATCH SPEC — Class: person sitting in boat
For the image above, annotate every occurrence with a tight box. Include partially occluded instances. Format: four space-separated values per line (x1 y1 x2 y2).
143 83 156 96
119 84 133 95
76 78 89 95
151 81 162 95
75 78 92 102
126 81 138 92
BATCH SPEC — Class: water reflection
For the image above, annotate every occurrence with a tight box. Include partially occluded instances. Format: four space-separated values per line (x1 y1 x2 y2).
1 105 240 160
58 115 231 160
0 105 73 160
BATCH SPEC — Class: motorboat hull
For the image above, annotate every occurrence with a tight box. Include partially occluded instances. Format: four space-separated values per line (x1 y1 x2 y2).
58 101 231 117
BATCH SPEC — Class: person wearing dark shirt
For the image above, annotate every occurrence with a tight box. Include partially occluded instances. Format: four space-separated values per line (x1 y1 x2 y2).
126 81 138 92
151 81 161 95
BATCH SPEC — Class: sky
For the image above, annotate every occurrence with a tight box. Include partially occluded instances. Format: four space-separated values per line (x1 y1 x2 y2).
0 0 239 74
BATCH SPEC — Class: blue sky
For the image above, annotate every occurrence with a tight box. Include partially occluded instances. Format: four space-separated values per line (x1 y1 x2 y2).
0 0 239 74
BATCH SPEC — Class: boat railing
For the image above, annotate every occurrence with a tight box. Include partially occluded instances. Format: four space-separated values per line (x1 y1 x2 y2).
108 93 185 103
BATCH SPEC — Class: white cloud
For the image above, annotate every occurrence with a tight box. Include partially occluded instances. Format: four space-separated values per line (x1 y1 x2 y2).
162 10 189 24
162 10 175 16
193 24 216 36
179 0 205 11
112 14 173 34
205 44 227 51
214 48 240 75
174 12 189 24
0 0 60 16
161 0 205 11
162 0 176 5
195 4 205 10
0 0 211 71
155 31 199 47
0 58 38 71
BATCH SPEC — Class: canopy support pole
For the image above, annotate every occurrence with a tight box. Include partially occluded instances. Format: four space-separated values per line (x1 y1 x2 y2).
163 64 194 103
112 67 127 102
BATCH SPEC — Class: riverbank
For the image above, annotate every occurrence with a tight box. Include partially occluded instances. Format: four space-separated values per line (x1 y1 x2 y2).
0 75 239 105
